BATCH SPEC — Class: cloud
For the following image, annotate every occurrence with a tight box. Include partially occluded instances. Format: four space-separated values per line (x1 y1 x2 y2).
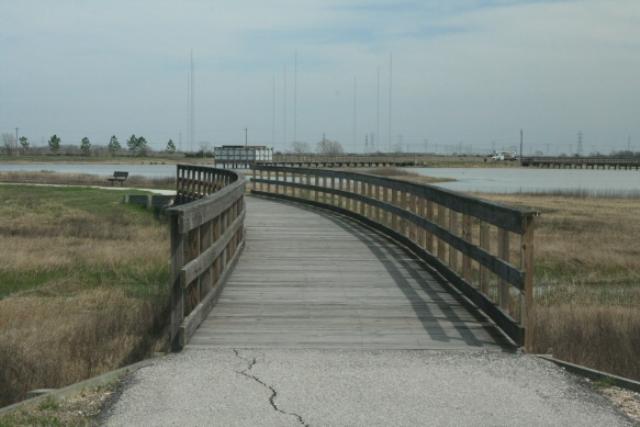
0 0 638 153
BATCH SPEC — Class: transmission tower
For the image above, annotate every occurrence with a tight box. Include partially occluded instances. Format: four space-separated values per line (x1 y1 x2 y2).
577 131 583 156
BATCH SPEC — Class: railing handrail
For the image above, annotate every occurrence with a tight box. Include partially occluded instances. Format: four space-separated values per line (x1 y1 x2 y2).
254 165 537 233
168 165 246 350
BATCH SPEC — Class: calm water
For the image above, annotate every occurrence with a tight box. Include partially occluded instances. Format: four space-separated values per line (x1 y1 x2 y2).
2 162 639 195
410 167 640 195
0 162 180 178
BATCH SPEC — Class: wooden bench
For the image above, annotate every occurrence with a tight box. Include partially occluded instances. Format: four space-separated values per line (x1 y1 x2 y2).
107 171 129 186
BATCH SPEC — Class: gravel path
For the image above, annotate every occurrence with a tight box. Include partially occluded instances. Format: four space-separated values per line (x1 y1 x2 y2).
103 349 632 426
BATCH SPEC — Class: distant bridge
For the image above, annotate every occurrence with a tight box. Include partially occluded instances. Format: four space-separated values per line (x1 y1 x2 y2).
521 156 640 170
166 164 537 351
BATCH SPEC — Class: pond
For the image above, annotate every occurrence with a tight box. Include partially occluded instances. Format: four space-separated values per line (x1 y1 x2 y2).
409 167 640 195
0 162 181 178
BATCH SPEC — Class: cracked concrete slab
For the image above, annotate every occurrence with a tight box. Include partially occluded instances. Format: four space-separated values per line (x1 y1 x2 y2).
102 349 633 426
233 349 309 426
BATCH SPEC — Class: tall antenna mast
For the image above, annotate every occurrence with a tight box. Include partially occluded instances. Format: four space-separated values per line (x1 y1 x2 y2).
388 52 393 151
293 51 298 143
353 76 357 150
577 130 583 156
283 65 287 147
376 66 380 152
190 49 195 153
272 75 276 146
186 54 191 153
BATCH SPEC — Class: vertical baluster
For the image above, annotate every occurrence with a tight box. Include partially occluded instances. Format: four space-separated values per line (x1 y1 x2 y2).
479 222 490 295
437 205 446 261
331 176 336 206
521 216 535 350
462 214 473 282
448 210 458 270
497 228 511 313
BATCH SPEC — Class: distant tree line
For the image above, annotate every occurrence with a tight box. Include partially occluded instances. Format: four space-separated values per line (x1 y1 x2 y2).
1 133 187 157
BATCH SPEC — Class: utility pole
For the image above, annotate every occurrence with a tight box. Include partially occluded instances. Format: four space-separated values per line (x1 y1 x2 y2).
15 127 19 145
245 127 248 147
628 135 632 152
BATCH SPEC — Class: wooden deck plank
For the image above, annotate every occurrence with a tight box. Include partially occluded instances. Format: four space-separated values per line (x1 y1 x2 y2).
188 196 506 350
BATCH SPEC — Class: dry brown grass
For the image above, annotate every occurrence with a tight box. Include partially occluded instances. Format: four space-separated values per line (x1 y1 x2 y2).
529 305 640 379
479 193 640 380
0 290 167 406
0 171 175 190
0 185 169 407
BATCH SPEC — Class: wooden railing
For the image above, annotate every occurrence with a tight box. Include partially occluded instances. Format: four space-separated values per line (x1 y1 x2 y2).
251 165 537 347
167 165 246 350
175 164 239 204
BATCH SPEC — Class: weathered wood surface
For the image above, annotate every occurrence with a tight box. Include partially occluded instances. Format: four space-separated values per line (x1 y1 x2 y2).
189 196 505 350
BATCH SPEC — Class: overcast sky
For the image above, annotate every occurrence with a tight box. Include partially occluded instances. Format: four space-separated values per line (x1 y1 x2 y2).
1 0 638 154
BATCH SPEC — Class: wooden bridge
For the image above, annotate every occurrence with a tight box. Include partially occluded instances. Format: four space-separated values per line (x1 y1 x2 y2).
167 164 537 351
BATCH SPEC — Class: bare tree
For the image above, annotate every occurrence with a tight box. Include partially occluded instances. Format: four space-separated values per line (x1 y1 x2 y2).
1 133 18 156
291 141 310 154
316 138 344 155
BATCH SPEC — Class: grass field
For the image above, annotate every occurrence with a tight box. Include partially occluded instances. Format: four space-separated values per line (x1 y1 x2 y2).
0 185 170 407
479 193 640 380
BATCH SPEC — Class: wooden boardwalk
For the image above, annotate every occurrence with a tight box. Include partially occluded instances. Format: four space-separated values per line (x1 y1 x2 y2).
190 196 506 350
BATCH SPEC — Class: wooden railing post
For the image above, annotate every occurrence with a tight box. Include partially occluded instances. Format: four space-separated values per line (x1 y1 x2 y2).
448 209 458 271
462 214 472 282
497 228 511 312
437 205 446 261
521 216 535 350
479 223 490 294
169 213 185 350
426 200 434 253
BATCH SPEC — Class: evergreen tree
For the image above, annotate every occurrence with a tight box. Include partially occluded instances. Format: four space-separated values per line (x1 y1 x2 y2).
19 136 29 151
108 135 121 155
166 139 176 153
80 137 91 155
48 134 61 153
